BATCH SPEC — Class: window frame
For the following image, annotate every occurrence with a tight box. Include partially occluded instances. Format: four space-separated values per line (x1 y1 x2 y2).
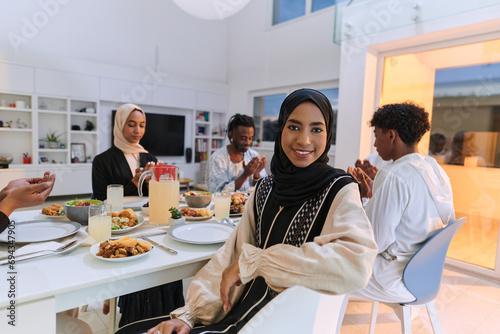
249 81 339 154
270 0 335 26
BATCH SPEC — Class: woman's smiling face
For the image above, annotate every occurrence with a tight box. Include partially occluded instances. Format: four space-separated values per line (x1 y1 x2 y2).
281 101 327 168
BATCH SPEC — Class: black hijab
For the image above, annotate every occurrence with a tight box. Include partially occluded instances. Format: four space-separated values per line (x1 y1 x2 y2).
270 88 349 207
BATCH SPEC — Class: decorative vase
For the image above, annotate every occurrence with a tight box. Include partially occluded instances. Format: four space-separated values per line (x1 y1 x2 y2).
48 142 59 149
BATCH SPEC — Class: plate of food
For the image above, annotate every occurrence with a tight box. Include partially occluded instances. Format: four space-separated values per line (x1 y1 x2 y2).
168 222 234 244
230 193 247 216
111 209 144 234
41 203 67 218
90 236 152 262
180 207 213 221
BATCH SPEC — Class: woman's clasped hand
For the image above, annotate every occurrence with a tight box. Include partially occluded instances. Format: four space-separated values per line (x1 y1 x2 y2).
131 160 158 188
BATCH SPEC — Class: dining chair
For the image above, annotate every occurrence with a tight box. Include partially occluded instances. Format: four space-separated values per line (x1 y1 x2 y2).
239 286 346 334
56 313 93 334
336 217 467 334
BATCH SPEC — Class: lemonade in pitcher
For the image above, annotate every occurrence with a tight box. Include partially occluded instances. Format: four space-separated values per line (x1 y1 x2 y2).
138 165 179 225
149 177 180 224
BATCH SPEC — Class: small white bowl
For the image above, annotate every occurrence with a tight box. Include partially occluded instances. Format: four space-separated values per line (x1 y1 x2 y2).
141 204 150 216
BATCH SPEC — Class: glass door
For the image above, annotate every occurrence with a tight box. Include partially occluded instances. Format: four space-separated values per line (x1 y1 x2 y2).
379 39 500 276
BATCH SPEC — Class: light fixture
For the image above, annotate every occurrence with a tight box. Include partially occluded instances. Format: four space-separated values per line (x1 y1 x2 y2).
172 0 251 20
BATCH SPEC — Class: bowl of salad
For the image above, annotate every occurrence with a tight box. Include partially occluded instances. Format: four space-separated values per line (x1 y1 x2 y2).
184 191 212 208
64 199 103 225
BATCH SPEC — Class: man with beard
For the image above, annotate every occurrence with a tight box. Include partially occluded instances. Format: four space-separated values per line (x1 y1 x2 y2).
206 114 266 193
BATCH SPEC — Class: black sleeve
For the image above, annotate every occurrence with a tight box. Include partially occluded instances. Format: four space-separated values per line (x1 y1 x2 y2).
92 148 136 200
0 211 10 234
92 153 110 201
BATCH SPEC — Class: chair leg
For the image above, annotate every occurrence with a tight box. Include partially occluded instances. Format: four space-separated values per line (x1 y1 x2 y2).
425 301 443 334
400 306 412 334
108 297 117 334
335 295 350 334
368 301 379 334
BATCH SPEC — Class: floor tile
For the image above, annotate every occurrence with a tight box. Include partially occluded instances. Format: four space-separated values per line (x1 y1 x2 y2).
472 304 500 334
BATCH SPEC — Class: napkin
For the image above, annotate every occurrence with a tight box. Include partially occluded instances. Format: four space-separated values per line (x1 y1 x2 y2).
0 241 63 260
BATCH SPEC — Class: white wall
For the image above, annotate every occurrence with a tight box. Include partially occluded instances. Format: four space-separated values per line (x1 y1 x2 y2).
0 0 228 86
226 2 340 114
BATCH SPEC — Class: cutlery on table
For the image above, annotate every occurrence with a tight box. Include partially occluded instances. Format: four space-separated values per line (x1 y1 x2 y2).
221 217 236 227
142 237 177 255
0 240 78 265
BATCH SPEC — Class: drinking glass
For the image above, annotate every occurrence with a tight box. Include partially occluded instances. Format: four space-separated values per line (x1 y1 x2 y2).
88 204 112 243
215 190 231 221
107 184 124 212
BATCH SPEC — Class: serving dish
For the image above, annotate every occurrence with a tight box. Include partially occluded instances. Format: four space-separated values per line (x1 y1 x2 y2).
89 242 152 262
111 215 145 234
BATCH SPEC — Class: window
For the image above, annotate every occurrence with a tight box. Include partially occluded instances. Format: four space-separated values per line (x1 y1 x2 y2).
253 88 338 145
253 93 286 142
273 0 334 25
273 0 305 25
430 62 500 168
312 0 335 12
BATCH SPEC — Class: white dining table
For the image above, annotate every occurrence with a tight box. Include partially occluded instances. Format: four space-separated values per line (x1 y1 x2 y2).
0 209 222 333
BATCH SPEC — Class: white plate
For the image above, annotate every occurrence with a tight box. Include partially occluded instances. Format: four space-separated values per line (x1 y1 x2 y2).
183 215 214 221
89 242 153 262
111 216 145 234
0 220 81 243
168 222 234 244
230 212 243 217
40 212 68 219
105 196 148 210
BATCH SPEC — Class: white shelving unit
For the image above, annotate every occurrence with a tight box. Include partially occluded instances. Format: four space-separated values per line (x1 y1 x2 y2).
0 92 98 168
193 110 226 163
0 92 34 166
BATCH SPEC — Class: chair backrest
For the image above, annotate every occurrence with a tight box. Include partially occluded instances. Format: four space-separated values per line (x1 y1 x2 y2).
402 217 467 305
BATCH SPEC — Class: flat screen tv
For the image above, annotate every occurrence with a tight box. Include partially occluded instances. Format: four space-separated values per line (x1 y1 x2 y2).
112 110 185 156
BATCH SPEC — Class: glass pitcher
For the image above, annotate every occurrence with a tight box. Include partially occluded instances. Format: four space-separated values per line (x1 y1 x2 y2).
138 165 179 224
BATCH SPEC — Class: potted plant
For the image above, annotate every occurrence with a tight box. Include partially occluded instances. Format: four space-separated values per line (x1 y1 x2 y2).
45 129 64 149
168 207 185 227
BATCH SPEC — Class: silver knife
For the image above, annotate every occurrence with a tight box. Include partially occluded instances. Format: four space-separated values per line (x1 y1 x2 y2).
142 237 177 255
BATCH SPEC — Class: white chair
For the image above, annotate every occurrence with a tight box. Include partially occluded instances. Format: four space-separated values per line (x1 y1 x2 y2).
239 286 346 334
56 313 92 334
194 160 209 191
337 217 467 334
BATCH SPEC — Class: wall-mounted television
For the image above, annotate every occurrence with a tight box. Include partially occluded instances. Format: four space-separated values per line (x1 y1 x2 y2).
112 110 185 156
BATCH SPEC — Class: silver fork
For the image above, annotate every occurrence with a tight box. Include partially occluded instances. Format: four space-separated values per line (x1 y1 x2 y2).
0 240 78 265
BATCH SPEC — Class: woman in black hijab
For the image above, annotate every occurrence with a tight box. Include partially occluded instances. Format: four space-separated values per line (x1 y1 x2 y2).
118 89 377 334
